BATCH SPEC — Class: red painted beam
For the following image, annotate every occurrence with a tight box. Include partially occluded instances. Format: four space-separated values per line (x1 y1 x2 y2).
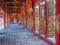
32 0 41 4
10 11 21 13
32 0 36 4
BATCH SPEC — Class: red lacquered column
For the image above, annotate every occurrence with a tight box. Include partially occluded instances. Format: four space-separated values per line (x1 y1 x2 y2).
4 12 6 28
56 0 60 45
32 11 35 33
44 0 47 38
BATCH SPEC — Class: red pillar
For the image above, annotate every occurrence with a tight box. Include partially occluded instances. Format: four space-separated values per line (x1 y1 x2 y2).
44 0 47 38
56 0 60 45
32 11 35 33
8 15 10 25
10 15 13 24
7 15 9 24
6 14 8 26
25 1 27 27
7 15 10 25
4 13 6 28
0 17 2 27
9 15 11 24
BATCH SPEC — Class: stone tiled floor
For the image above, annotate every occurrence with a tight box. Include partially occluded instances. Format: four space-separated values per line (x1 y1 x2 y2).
0 23 49 45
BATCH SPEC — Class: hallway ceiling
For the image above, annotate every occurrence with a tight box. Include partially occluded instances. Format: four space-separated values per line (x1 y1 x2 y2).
0 0 41 14
2 0 26 14
0 0 27 17
4 0 26 2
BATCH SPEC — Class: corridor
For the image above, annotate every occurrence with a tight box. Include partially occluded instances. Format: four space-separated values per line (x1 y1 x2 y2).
0 23 49 45
0 0 60 45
